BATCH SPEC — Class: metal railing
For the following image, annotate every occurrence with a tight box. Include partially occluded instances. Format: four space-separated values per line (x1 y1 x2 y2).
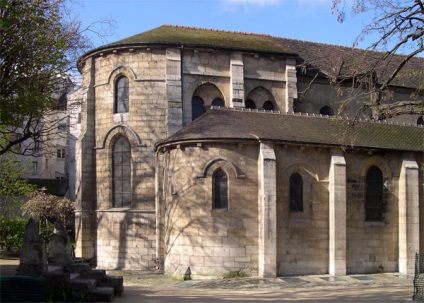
414 252 424 301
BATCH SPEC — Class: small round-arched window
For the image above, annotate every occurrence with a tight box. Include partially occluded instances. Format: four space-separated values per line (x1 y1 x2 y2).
211 98 225 107
263 101 275 111
213 169 228 209
115 76 129 113
192 97 205 121
365 166 384 222
245 99 256 109
417 116 423 125
320 106 334 116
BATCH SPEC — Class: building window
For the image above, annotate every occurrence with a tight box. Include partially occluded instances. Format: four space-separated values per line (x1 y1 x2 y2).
213 169 228 209
289 173 303 212
263 100 275 111
58 124 67 131
211 98 224 107
33 140 40 153
192 96 205 121
245 99 256 109
417 116 423 125
57 148 65 159
77 113 81 124
32 162 38 175
112 136 131 208
320 106 334 116
365 166 384 221
115 76 129 113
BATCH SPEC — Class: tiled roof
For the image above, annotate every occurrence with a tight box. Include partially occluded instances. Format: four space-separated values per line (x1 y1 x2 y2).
82 25 423 90
276 38 424 89
97 25 296 55
157 108 423 152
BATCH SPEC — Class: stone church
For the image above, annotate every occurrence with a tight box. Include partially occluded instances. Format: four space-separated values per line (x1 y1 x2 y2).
74 25 423 278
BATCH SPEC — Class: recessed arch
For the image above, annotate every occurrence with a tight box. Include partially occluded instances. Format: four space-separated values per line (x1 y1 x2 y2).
245 86 277 111
359 156 392 179
96 125 144 150
107 65 137 84
197 157 246 179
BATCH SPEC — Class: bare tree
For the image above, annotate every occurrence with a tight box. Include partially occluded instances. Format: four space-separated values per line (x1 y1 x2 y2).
0 0 115 155
330 0 423 120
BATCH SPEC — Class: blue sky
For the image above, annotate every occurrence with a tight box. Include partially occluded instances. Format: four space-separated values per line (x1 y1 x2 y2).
73 0 377 50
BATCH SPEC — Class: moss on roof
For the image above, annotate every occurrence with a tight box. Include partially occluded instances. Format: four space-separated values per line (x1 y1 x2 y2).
157 108 424 152
102 25 296 55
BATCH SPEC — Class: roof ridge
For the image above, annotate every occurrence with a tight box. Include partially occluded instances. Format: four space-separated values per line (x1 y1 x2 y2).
210 107 423 128
276 36 424 61
162 24 271 37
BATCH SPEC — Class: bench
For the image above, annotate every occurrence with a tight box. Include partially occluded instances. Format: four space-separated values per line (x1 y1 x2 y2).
0 276 45 302
414 252 424 301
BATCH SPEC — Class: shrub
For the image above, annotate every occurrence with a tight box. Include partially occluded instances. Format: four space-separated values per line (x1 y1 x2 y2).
23 190 75 244
0 216 29 251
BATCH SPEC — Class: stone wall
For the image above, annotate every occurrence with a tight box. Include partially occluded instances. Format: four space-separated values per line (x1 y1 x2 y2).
159 143 260 278
296 80 421 125
275 146 330 276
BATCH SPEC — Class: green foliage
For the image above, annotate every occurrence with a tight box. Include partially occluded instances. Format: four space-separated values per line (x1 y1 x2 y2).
0 0 103 155
0 216 29 251
0 158 36 216
1 1 68 126
23 190 75 243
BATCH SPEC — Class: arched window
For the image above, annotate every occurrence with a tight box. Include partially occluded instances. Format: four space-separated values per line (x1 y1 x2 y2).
263 101 275 111
112 136 131 207
365 166 383 221
192 97 205 121
320 106 334 116
213 169 228 209
289 173 303 212
211 98 225 107
417 116 424 125
245 99 256 109
115 76 129 113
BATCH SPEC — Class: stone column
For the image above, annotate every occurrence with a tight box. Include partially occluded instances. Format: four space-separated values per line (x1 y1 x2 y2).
329 150 346 276
285 58 297 113
258 142 277 277
74 56 97 262
166 48 183 136
230 53 244 108
399 155 419 274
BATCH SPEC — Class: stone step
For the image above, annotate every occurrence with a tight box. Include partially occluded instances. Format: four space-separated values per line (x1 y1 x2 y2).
68 278 97 292
69 272 80 280
80 269 107 280
65 263 90 273
47 265 63 274
98 275 124 296
86 286 115 302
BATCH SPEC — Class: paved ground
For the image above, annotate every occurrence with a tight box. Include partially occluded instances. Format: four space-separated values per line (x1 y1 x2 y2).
1 257 418 302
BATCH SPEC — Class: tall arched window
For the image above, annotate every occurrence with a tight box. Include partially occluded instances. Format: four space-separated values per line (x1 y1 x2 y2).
263 100 275 111
365 166 383 221
211 98 225 107
112 136 131 207
417 116 424 125
289 173 303 212
213 169 228 209
192 97 205 121
245 99 256 109
115 76 129 113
